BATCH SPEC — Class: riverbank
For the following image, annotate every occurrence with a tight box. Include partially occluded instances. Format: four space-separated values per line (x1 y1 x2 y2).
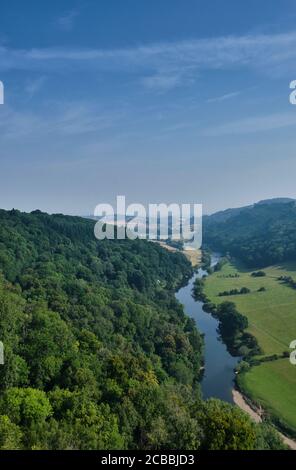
176 252 296 449
232 389 262 423
203 259 296 436
176 253 239 403
232 389 296 450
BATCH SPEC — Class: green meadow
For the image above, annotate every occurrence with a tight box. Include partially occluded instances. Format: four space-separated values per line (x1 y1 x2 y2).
204 260 296 432
204 261 296 356
238 359 296 431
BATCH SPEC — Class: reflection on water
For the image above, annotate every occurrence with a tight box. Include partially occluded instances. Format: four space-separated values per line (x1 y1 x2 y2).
175 254 239 403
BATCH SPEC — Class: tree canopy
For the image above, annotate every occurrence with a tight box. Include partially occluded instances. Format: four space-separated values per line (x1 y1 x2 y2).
0 209 285 449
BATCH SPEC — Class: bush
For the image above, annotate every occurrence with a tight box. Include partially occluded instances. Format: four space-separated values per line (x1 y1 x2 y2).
251 271 266 277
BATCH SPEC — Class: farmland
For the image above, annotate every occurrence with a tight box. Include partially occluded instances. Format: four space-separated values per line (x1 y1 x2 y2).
238 359 296 432
204 261 296 356
203 260 296 433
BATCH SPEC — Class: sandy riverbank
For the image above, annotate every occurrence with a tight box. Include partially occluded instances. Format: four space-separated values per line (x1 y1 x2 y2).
232 389 262 423
232 389 296 450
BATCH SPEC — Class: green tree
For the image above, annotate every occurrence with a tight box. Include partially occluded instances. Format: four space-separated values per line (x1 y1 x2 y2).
0 387 52 426
197 399 257 450
0 415 23 449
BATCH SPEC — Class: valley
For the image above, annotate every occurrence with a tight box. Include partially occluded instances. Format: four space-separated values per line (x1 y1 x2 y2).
203 259 296 435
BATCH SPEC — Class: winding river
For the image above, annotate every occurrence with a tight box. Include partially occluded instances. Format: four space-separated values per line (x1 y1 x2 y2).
176 254 239 403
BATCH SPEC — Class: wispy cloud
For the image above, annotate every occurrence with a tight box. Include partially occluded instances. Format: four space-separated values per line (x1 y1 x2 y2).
56 10 80 32
141 70 192 91
24 76 46 98
1 31 296 90
201 111 296 136
0 32 296 69
0 101 125 141
207 90 241 103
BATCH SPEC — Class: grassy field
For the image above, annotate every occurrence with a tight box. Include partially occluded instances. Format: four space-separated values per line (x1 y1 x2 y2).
204 261 296 355
204 260 296 432
238 359 296 431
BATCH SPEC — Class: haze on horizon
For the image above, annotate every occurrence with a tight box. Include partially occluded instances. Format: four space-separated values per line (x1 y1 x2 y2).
0 0 296 215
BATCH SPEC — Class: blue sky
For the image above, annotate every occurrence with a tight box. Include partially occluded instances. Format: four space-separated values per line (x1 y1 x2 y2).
1 0 296 214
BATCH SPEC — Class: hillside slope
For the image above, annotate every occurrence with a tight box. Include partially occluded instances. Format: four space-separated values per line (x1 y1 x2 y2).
203 199 296 267
0 209 203 449
0 209 284 450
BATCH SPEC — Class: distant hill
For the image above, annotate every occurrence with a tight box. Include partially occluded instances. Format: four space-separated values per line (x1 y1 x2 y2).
256 197 295 205
204 198 295 223
203 198 296 267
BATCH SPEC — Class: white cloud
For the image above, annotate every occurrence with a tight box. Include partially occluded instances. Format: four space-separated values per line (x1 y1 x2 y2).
201 111 296 136
24 76 46 98
207 91 241 103
0 102 125 141
141 71 189 91
1 31 296 91
56 10 79 32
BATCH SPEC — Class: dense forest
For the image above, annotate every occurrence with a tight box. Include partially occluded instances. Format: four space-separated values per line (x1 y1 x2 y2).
203 199 296 267
0 209 284 449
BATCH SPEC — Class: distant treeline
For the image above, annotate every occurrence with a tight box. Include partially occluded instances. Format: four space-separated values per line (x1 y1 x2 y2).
218 287 250 297
203 201 296 267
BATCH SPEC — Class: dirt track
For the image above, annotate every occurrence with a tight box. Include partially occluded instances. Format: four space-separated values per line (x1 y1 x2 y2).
232 389 296 450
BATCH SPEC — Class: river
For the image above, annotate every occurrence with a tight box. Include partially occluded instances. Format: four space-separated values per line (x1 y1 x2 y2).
175 253 239 403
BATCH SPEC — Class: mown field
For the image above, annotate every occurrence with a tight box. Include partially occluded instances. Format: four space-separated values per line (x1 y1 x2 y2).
203 260 296 432
238 359 296 431
204 261 296 356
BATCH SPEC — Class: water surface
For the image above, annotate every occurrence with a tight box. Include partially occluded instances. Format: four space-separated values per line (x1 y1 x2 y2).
176 254 239 403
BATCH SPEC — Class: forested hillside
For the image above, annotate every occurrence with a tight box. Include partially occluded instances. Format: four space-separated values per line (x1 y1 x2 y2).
0 209 283 449
203 200 296 267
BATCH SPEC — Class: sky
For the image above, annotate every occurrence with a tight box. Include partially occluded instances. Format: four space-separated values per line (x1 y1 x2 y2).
1 0 296 215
